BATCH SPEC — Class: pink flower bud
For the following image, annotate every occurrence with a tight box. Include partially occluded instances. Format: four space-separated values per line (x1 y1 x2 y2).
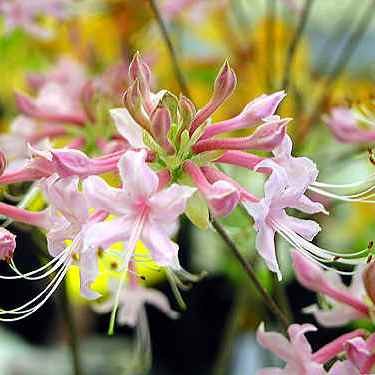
184 160 240 217
0 149 7 175
179 94 196 130
150 105 175 154
0 228 16 262
363 262 375 305
128 52 153 113
190 60 236 133
129 52 152 88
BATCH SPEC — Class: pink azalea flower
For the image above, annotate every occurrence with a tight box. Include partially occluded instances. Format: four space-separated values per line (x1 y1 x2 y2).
324 107 375 144
0 174 109 321
257 322 326 374
201 90 286 140
82 149 196 270
94 281 178 327
0 0 71 39
243 160 324 279
292 251 369 327
257 323 367 375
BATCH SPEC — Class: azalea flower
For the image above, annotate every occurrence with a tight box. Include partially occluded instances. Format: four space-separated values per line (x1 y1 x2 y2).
0 0 72 39
257 322 366 375
243 160 325 279
292 251 369 327
0 174 109 320
83 149 196 271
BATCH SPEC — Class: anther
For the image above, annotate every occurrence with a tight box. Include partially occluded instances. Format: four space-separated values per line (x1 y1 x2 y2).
110 261 118 270
72 253 80 261
97 247 104 258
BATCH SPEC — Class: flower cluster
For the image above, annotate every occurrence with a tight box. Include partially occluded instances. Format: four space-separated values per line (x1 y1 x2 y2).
0 52 373 363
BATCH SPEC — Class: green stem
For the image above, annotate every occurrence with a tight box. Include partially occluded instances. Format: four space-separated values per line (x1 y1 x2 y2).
147 0 190 97
281 0 314 91
59 282 84 375
211 218 290 331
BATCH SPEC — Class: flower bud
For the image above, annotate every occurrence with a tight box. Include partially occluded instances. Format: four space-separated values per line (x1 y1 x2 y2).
241 91 286 123
0 228 16 262
190 60 236 133
0 149 7 176
151 105 175 154
363 262 375 304
128 52 152 88
179 94 196 130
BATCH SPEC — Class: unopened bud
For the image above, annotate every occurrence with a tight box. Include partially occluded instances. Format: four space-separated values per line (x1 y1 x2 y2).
0 149 7 176
0 228 16 262
128 52 152 88
179 94 196 130
363 262 375 304
151 105 175 154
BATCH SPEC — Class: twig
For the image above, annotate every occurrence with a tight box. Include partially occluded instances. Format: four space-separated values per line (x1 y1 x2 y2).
147 0 190 97
211 218 290 330
59 282 84 375
281 0 314 91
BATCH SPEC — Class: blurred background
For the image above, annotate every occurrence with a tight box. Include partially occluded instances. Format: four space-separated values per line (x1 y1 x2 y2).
0 0 374 374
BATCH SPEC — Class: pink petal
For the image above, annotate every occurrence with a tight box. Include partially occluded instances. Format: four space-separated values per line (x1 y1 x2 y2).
141 223 180 269
328 360 359 375
256 322 293 362
83 175 131 216
110 108 145 148
118 149 159 199
149 183 196 222
280 214 321 241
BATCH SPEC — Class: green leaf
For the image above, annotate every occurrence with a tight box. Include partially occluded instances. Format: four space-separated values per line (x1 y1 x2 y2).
185 191 209 230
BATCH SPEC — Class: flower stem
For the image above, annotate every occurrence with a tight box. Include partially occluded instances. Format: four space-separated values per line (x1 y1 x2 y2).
147 0 190 97
211 218 290 331
59 281 84 375
281 0 314 91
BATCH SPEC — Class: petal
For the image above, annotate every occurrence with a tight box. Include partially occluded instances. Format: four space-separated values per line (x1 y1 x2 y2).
288 323 316 358
141 223 180 269
142 289 179 320
83 175 131 216
149 183 196 222
303 304 362 328
272 134 293 161
83 218 130 251
256 223 281 279
118 149 159 199
41 175 89 224
280 214 321 241
256 160 288 201
79 250 100 300
110 108 145 148
256 322 293 362
292 194 328 215
328 360 359 375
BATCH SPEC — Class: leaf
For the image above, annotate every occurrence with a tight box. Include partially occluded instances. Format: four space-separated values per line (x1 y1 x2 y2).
185 191 209 230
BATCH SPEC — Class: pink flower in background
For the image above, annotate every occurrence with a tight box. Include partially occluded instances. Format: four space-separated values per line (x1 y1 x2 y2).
292 252 369 327
257 322 326 374
257 323 367 375
83 149 195 270
94 281 178 327
0 0 72 39
325 107 375 144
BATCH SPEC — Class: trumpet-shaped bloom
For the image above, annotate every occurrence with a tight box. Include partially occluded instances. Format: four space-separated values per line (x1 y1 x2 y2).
325 107 375 144
83 149 196 270
244 160 324 279
94 282 178 327
257 322 326 375
292 252 369 327
0 228 16 261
